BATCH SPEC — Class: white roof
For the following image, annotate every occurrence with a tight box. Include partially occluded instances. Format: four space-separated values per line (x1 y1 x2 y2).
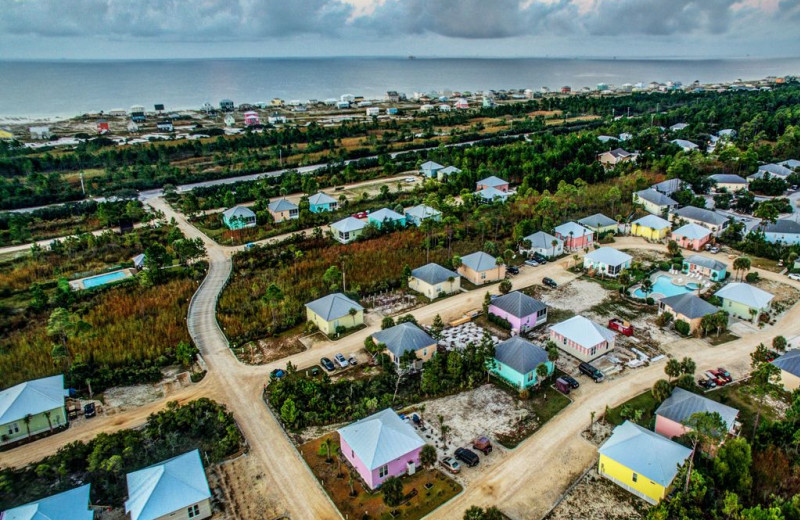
554 221 592 238
308 192 337 205
633 214 671 230
714 282 774 309
1 485 93 520
0 374 64 425
369 208 406 222
672 223 711 240
523 231 562 250
331 216 366 233
585 247 632 267
671 139 698 150
550 315 616 348
337 408 425 470
405 204 441 220
125 450 211 520
477 176 508 187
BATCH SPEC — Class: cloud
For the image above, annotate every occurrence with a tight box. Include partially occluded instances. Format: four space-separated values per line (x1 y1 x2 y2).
579 0 738 36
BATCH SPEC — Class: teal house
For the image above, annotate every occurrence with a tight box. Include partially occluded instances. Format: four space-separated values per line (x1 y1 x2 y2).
222 206 256 230
368 208 406 229
309 192 338 213
490 336 553 390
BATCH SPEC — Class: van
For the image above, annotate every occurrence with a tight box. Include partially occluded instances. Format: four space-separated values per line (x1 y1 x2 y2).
578 362 605 383
454 448 480 467
555 378 571 394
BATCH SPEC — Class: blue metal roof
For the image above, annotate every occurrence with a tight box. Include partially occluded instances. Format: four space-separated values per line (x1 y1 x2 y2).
337 408 424 470
1 484 92 520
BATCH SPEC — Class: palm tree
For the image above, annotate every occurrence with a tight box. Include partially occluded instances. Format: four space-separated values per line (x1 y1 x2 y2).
733 257 751 281
43 410 53 433
536 363 550 387
551 239 559 258
641 278 654 300
322 437 333 463
23 414 33 439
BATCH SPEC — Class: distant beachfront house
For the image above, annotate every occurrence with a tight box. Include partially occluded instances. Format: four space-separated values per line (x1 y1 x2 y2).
125 450 212 520
457 251 506 285
714 282 773 322
0 374 66 446
268 198 299 223
330 217 366 244
578 213 617 235
97 120 109 134
597 148 638 168
437 165 462 181
305 293 364 336
454 98 469 109
549 315 616 362
671 139 699 152
521 231 563 258
633 189 678 216
490 336 553 390
488 291 548 333
220 99 235 112
243 111 260 126
0 484 93 520
671 223 712 251
631 215 671 241
408 263 460 299
368 208 407 229
772 350 800 391
764 217 800 245
709 173 747 192
373 322 437 369
554 222 594 251
29 126 51 140
338 408 425 490
476 176 509 193
655 387 739 443
682 255 727 281
671 207 728 236
583 247 632 278
420 161 444 178
658 293 718 333
404 204 441 227
308 192 338 213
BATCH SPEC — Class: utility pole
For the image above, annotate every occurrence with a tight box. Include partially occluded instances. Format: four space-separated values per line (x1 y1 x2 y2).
80 172 86 195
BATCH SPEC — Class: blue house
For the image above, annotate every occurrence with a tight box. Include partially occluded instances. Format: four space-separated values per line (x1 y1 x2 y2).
222 206 256 230
308 192 338 213
490 336 553 390
404 204 441 226
368 208 406 229
420 161 444 178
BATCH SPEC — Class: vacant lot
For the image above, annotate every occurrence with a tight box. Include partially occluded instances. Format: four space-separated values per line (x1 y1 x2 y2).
545 468 648 520
208 455 286 520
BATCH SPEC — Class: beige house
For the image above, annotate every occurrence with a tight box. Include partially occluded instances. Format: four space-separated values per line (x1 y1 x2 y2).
408 263 461 299
598 148 638 168
373 322 438 369
268 198 299 223
305 293 364 336
457 251 505 285
633 189 678 216
658 293 718 334
709 174 748 193
772 350 800 391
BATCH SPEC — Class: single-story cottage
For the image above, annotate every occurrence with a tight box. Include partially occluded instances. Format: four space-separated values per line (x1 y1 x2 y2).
330 217 366 244
549 315 616 362
437 165 461 181
583 247 632 277
488 291 547 333
404 204 442 226
372 322 437 368
308 192 338 213
709 173 747 192
633 189 677 216
682 254 727 281
631 214 671 240
490 336 553 390
655 387 739 442
671 206 728 236
368 208 407 229
475 186 511 203
671 223 712 251
714 282 774 322
305 293 364 336
420 161 444 178
0 374 66 446
521 231 563 258
554 222 594 251
597 148 638 167
671 139 699 152
268 198 299 223
772 350 800 391
658 293 718 333
1 484 93 520
408 263 460 299
222 206 256 230
764 217 800 245
457 251 506 285
476 176 509 193
578 213 617 235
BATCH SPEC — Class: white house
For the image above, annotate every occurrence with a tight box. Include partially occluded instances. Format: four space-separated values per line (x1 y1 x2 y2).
521 231 563 258
671 139 699 152
764 216 800 245
583 247 633 277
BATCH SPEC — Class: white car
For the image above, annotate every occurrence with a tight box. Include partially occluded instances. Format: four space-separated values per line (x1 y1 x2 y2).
405 177 416 183
788 273 800 281
334 353 349 368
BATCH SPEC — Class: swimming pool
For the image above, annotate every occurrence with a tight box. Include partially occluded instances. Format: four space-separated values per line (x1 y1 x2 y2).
633 275 700 299
81 270 130 289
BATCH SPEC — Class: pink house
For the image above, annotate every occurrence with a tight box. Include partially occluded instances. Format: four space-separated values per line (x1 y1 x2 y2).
671 223 712 251
476 176 509 193
243 111 260 126
654 387 739 444
338 408 425 490
554 222 594 251
488 291 547 333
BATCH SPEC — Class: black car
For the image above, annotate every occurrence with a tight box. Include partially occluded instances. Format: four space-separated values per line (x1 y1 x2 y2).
507 266 520 275
534 254 548 264
561 375 580 389
543 277 558 288
320 357 336 371
83 402 96 418
454 447 480 467
698 378 716 390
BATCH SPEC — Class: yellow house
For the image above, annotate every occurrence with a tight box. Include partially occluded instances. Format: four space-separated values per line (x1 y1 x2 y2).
631 214 671 240
772 350 800 392
598 421 692 505
408 263 461 299
305 293 364 336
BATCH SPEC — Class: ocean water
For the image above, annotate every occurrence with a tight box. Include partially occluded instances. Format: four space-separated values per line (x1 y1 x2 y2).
0 57 799 119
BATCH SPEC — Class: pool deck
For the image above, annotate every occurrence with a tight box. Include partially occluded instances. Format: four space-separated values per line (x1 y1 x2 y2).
69 268 136 290
630 271 712 300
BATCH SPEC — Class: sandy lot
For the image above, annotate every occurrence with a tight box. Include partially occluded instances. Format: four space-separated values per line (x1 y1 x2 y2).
544 468 648 520
539 278 610 314
209 454 287 520
103 384 165 410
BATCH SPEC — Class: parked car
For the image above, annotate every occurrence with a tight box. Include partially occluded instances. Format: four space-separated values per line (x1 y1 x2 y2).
533 254 548 264
789 273 800 281
440 457 461 474
472 437 493 455
454 448 480 467
698 378 717 389
320 357 335 371
525 259 539 267
560 375 580 389
270 368 286 379
555 378 571 394
405 177 416 183
608 318 634 336
543 277 558 288
83 402 96 418
348 355 358 366
507 266 520 275
245 242 256 250
715 367 733 383
710 247 720 254
578 362 604 382
334 353 348 368
704 370 726 386
704 243 712 251
351 211 369 219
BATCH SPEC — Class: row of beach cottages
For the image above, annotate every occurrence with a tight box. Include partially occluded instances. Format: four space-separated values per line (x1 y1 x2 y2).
330 204 442 244
419 161 514 203
222 192 340 230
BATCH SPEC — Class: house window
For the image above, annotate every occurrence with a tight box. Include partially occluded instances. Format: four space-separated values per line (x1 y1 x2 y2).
481 272 486 280
351 450 354 458
188 504 201 518
537 309 546 317
632 473 638 483
379 465 389 478
7 423 19 435
590 347 596 356
423 348 427 357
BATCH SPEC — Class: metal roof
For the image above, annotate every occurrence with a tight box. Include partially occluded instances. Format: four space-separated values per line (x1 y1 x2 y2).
494 336 549 375
0 374 64 425
599 421 692 488
684 254 726 272
673 206 727 227
549 315 616 348
373 322 436 358
477 176 508 187
460 251 499 272
305 293 363 322
772 349 800 377
633 214 671 230
656 387 739 432
125 450 211 520
578 213 616 229
757 163 793 177
476 186 510 201
330 216 366 233
671 139 698 150
404 204 441 220
659 293 718 319
778 159 800 169
709 174 747 184
635 189 677 207
368 208 406 223
308 192 337 205
490 291 546 318
420 160 443 170
523 231 562 250
410 263 459 286
554 221 593 238
585 247 632 267
672 223 712 240
268 198 298 212
1 484 93 520
337 408 425 470
439 166 462 175
714 282 774 309
222 206 255 220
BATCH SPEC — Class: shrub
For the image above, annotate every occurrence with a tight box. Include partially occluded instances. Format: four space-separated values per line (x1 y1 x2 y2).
487 312 512 330
646 297 655 306
656 312 674 327
675 319 691 336
745 271 759 283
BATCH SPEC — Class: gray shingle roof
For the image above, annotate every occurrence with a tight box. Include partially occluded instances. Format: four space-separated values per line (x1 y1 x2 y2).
709 174 747 185
684 254 726 272
672 223 712 240
490 291 546 318
578 213 616 229
410 263 459 286
765 218 800 235
330 216 366 233
523 231 562 250
772 349 800 377
655 387 739 432
635 189 677 207
460 251 498 272
714 282 774 309
608 148 634 159
373 322 436 358
660 293 718 319
309 192 337 205
268 198 298 212
585 247 632 267
673 206 727 227
758 163 793 177
477 176 508 187
305 293 363 322
494 336 548 375
652 179 683 195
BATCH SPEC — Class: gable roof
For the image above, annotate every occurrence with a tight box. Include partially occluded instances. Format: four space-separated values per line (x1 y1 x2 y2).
635 189 677 207
772 349 800 377
337 408 424 470
125 450 211 520
670 123 689 131
633 214 671 230
420 160 443 170
778 159 800 170
305 293 363 322
659 293 718 319
373 322 436 358
656 387 739 432
765 217 800 235
673 206 727 227
652 179 683 195
1 484 93 520
578 213 616 229
550 316 616 348
523 231 562 250
599 421 692 488
684 254 726 272
330 216 366 233
476 186 510 201
460 251 499 272
714 282 774 309
585 247 633 267
672 223 712 240
439 165 462 175
671 139 698 150
368 208 406 222
490 291 546 318
709 173 747 185
758 163 793 177
477 176 508 187
308 192 337 206
554 221 593 238
268 198 298 212
607 148 634 159
405 204 441 220
410 263 459 286
0 374 64 425
222 206 255 220
494 336 549 375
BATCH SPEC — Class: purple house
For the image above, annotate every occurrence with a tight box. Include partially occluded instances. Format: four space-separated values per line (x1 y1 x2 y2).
488 291 548 333
338 408 425 490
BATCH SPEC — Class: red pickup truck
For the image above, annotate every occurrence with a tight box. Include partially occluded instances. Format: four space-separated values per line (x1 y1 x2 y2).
608 318 633 336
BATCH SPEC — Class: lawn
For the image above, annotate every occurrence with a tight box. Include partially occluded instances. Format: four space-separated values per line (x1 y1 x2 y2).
299 433 462 520
703 381 789 440
705 331 740 346
604 390 659 429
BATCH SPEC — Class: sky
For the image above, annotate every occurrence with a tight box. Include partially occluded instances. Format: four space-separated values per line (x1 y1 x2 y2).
1 0 799 60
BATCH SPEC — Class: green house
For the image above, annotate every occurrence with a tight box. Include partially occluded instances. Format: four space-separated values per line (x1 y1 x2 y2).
714 282 774 322
222 206 256 230
1 374 66 446
490 336 553 390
